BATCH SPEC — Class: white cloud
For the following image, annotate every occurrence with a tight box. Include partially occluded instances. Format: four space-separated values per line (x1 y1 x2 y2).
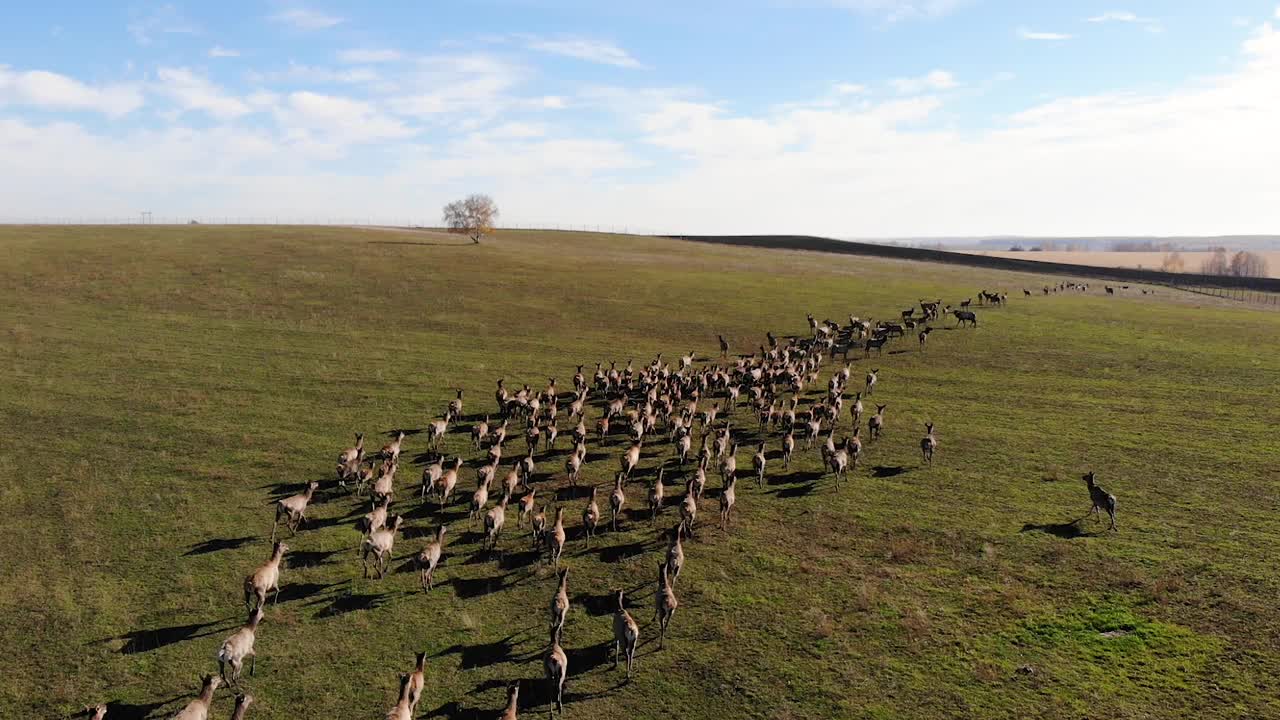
154 67 251 119
1086 10 1162 32
391 54 524 120
834 82 867 95
815 0 969 22
1018 28 1073 41
337 49 403 64
0 66 142 116
250 62 382 86
127 3 198 45
523 37 643 68
889 70 957 94
269 8 344 30
280 91 416 145
208 45 240 58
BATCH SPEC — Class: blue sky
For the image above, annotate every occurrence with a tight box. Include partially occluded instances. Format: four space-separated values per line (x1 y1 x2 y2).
2 1 1279 235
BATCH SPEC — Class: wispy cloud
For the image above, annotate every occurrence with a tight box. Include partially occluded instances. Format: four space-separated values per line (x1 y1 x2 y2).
1018 27 1073 41
269 8 344 30
523 37 643 68
1086 10 1162 32
834 82 867 95
337 49 402 64
127 3 198 45
154 67 251 119
208 45 240 58
0 65 143 116
815 0 970 22
889 70 957 94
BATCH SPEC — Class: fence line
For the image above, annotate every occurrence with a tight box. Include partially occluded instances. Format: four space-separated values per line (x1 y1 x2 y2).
0 216 680 237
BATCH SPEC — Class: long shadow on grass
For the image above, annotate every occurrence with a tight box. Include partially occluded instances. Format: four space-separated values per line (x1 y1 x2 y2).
434 629 527 669
103 697 182 720
1020 519 1095 539
872 465 907 478
288 548 345 568
424 701 487 720
110 618 235 654
275 581 343 604
183 536 256 556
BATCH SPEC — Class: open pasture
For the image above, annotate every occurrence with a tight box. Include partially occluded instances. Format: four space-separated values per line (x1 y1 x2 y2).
2 225 1279 719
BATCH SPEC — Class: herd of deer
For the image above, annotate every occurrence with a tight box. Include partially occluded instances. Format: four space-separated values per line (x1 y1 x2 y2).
86 290 1119 719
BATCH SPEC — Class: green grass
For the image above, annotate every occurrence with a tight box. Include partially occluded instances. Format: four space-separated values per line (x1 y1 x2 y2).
2 225 1279 719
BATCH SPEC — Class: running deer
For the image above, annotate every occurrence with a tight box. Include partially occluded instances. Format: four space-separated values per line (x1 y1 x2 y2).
582 486 600 546
644 469 665 526
406 651 427 715
719 473 736 531
609 473 626 531
666 524 685 584
271 481 318 541
500 683 519 720
448 389 464 424
782 431 794 470
850 392 864 428
217 606 264 686
362 516 403 579
518 489 536 529
472 416 490 450
416 525 447 591
544 628 568 717
918 327 933 351
484 492 510 554
243 541 287 612
549 507 567 567
868 404 887 440
612 589 639 678
718 334 729 358
385 673 413 720
549 567 569 643
655 561 679 649
230 694 252 720
1083 471 1118 531
680 480 698 538
339 433 365 467
865 369 879 396
828 437 850 489
752 442 767 488
381 431 406 463
171 675 221 720
920 423 938 464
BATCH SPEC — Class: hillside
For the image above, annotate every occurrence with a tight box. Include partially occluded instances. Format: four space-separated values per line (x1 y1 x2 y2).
2 225 1278 719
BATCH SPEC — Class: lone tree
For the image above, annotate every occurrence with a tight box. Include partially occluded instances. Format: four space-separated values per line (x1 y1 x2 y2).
443 194 499 244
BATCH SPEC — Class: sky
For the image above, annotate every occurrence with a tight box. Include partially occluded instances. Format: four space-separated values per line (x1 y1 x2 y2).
2 1 1280 237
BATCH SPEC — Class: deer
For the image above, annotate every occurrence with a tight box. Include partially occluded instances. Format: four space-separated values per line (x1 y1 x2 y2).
666 524 685 584
864 336 887 357
676 429 692 466
645 466 665 520
1083 471 1118 531
500 682 520 720
426 416 449 451
549 567 569 644
612 589 640 678
217 606 264 686
435 458 462 513
406 651 428 715
472 416 490 450
680 480 698 538
850 392 864 429
609 472 626 531
421 456 444 500
519 489 537 529
745 446 763 492
544 627 568 717
243 541 287 612
918 326 933 351
865 369 879 396
362 516 403 579
385 673 413 720
171 675 221 720
719 473 736 531
339 433 365 468
361 498 391 543
782 431 794 470
620 440 642 481
953 309 978 328
416 525 447 591
531 504 547 550
484 492 510 554
447 389 465 424
582 486 600 546
380 431 406 463
271 481 318 541
469 475 491 530
718 334 730 358
920 423 938 464
230 694 252 720
548 507 567 567
655 561 679 649
868 404 887 441
828 437 850 489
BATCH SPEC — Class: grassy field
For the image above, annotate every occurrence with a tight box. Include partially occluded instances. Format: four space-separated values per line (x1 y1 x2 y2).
2 225 1279 720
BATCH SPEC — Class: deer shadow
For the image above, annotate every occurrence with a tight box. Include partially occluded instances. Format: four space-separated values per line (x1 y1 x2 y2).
434 629 526 669
1020 518 1095 539
450 573 512 599
109 618 234 655
424 701 488 720
102 697 182 720
775 483 818 499
594 538 650 564
288 548 344 568
311 589 389 618
872 465 907 478
275 581 342 604
183 536 256 556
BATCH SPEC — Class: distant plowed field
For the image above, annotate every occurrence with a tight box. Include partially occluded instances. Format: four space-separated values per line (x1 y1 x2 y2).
963 250 1280 278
